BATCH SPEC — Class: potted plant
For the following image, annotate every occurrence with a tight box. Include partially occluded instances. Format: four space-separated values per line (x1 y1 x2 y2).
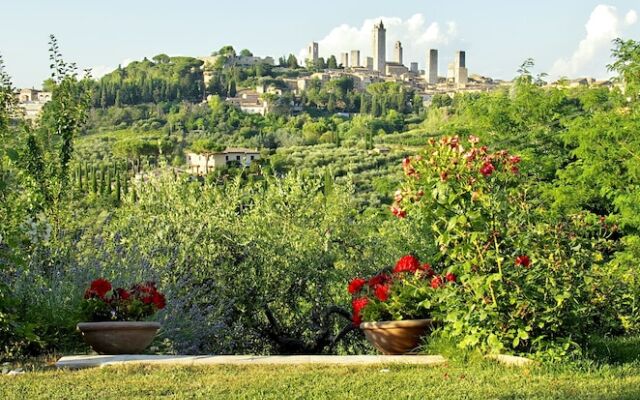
348 255 456 355
77 278 166 354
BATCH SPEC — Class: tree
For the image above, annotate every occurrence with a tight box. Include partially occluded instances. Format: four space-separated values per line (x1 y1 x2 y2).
609 38 640 101
239 49 253 57
327 55 338 69
287 54 299 69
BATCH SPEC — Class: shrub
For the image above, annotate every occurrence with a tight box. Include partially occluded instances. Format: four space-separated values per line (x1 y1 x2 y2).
391 135 612 358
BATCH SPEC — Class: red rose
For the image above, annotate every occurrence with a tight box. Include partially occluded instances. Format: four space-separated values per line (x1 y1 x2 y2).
368 274 391 288
431 276 444 289
393 255 421 273
445 272 457 283
509 155 521 164
352 313 362 326
152 292 166 309
348 278 367 295
515 255 531 268
480 162 495 177
115 288 131 300
89 278 112 299
374 284 390 302
391 207 407 219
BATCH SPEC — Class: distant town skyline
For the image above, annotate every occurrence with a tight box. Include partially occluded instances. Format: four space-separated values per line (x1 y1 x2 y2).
1 0 638 88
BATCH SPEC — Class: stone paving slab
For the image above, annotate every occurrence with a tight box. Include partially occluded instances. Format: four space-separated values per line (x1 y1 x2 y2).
56 354 447 369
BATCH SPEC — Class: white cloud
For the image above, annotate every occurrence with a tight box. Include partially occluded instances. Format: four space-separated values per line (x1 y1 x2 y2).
550 5 637 79
298 14 459 68
86 58 135 80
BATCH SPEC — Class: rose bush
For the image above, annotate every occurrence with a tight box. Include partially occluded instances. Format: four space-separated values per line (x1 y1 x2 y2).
81 278 166 321
390 135 613 358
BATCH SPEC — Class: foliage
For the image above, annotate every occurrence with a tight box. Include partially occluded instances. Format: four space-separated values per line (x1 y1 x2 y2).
391 136 615 358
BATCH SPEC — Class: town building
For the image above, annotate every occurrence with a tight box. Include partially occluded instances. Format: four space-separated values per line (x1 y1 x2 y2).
15 88 52 120
186 147 261 175
372 20 386 72
224 90 269 115
308 42 319 64
425 49 438 85
394 41 403 65
350 50 361 68
340 52 349 68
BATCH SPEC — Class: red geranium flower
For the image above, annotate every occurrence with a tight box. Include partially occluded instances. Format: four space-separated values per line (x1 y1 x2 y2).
368 274 391 288
431 275 444 289
89 278 112 299
420 263 435 277
393 255 421 273
480 162 496 177
115 288 131 300
348 278 367 295
445 272 457 283
152 292 166 309
374 284 390 302
352 297 369 326
515 255 531 268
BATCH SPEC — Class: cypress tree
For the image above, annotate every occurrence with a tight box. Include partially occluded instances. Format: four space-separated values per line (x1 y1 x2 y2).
78 165 83 191
106 169 112 195
115 169 121 204
91 166 97 193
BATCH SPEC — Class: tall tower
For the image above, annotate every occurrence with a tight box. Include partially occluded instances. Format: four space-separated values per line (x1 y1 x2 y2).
425 49 438 85
454 50 468 86
341 52 349 68
308 42 319 64
372 20 386 72
350 50 361 68
394 41 403 65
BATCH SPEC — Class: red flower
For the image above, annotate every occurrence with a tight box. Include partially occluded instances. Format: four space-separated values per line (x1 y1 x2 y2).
348 278 367 294
431 275 444 289
83 288 98 299
402 157 411 168
440 171 448 181
510 166 519 174
445 272 457 283
374 284 390 302
152 292 166 309
480 162 496 177
89 278 112 299
115 288 131 300
391 207 407 219
420 263 435 277
368 274 391 288
509 155 521 164
352 297 369 326
393 255 421 273
515 255 531 268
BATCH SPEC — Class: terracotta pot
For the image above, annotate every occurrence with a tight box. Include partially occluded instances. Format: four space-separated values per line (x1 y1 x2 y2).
77 321 160 355
360 319 436 355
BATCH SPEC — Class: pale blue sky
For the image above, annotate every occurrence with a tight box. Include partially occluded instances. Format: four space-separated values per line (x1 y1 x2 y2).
1 0 639 88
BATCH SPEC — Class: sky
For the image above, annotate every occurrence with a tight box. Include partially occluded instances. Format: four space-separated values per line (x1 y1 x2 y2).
1 0 639 88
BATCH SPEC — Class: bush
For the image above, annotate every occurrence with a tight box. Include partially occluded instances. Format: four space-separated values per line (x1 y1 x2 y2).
391 136 614 358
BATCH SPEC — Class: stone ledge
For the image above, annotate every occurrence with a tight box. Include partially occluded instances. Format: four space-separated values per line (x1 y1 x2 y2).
56 354 448 369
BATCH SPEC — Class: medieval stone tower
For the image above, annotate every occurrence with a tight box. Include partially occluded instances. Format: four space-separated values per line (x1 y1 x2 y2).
372 20 386 72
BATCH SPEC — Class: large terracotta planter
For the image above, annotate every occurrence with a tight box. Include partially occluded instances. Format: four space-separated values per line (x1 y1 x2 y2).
360 319 437 355
77 321 161 354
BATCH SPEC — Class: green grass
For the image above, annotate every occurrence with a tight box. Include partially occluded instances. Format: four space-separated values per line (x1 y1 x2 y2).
2 360 640 399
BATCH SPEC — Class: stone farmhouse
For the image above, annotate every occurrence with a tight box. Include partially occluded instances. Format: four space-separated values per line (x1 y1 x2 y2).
186 147 261 175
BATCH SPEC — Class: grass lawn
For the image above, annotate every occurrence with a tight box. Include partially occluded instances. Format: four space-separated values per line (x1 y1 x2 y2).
2 360 640 399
